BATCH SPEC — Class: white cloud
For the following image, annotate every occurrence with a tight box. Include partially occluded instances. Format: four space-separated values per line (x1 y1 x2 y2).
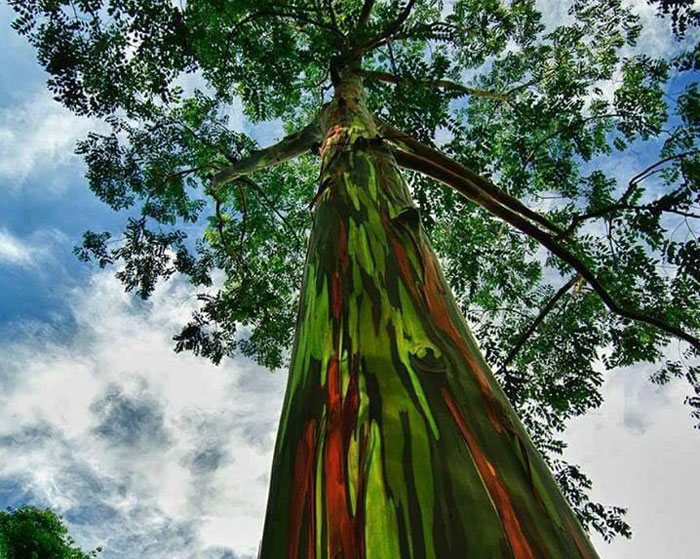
536 0 695 60
565 361 700 559
0 228 34 266
0 227 65 268
2 268 699 559
0 91 96 189
0 271 285 558
626 0 698 59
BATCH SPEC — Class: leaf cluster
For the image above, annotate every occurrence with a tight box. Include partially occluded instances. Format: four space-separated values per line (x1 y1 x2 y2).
0 506 101 559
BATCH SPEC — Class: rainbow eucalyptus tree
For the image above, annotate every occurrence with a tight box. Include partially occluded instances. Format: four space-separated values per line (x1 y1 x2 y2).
9 0 699 557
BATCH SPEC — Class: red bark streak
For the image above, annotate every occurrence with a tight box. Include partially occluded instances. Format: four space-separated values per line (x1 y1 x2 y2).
442 388 535 559
391 237 417 297
382 214 419 301
331 271 343 320
338 219 349 271
422 254 489 394
325 356 357 558
289 420 317 559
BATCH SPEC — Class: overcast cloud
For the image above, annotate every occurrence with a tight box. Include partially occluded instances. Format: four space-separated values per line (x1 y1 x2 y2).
0 271 284 558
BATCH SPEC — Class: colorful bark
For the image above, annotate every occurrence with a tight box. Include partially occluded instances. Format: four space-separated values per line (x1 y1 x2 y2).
259 71 599 559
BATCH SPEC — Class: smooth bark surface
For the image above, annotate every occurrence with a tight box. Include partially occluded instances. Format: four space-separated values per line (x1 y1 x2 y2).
259 72 598 559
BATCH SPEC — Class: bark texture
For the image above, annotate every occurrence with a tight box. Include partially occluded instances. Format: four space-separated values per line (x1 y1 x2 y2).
259 71 599 559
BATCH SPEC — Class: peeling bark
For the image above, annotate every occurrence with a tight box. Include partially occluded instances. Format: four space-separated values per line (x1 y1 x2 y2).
258 71 599 559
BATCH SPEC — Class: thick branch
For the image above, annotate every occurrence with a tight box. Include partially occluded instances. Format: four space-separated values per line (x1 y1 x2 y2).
380 121 564 236
211 124 322 192
500 275 582 371
392 146 700 351
359 69 508 102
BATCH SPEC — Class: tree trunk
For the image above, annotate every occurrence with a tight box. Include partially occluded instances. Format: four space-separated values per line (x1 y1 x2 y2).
258 70 599 559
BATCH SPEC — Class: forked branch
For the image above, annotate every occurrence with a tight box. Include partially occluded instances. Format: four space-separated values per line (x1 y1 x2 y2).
212 123 322 192
380 121 564 236
389 136 700 351
355 0 417 53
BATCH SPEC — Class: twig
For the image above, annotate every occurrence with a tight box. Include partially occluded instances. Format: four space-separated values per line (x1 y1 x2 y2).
500 275 582 371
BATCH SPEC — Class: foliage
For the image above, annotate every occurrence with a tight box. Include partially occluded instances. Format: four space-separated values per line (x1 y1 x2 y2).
0 506 100 559
9 0 700 543
649 0 699 38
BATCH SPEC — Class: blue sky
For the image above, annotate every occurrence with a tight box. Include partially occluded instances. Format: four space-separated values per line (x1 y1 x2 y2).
0 1 699 558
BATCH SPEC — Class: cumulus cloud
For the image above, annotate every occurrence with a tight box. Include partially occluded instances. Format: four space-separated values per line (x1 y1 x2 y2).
91 383 173 448
0 271 285 558
1 266 697 559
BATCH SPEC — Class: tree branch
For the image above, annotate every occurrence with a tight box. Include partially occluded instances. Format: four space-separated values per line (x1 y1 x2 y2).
500 275 582 371
390 144 700 351
624 148 700 200
237 178 306 249
234 8 344 37
211 123 322 192
562 203 699 238
324 0 341 35
379 121 564 236
357 0 416 52
559 149 700 237
357 0 376 27
359 69 508 102
522 112 638 170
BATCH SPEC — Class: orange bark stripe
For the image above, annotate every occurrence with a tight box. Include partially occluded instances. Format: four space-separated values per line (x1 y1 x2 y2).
320 125 344 158
385 226 419 300
442 387 535 559
385 219 504 432
289 419 317 559
422 252 489 393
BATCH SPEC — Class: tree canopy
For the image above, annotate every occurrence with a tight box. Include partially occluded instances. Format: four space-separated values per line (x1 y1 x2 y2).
0 506 100 559
9 0 699 544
